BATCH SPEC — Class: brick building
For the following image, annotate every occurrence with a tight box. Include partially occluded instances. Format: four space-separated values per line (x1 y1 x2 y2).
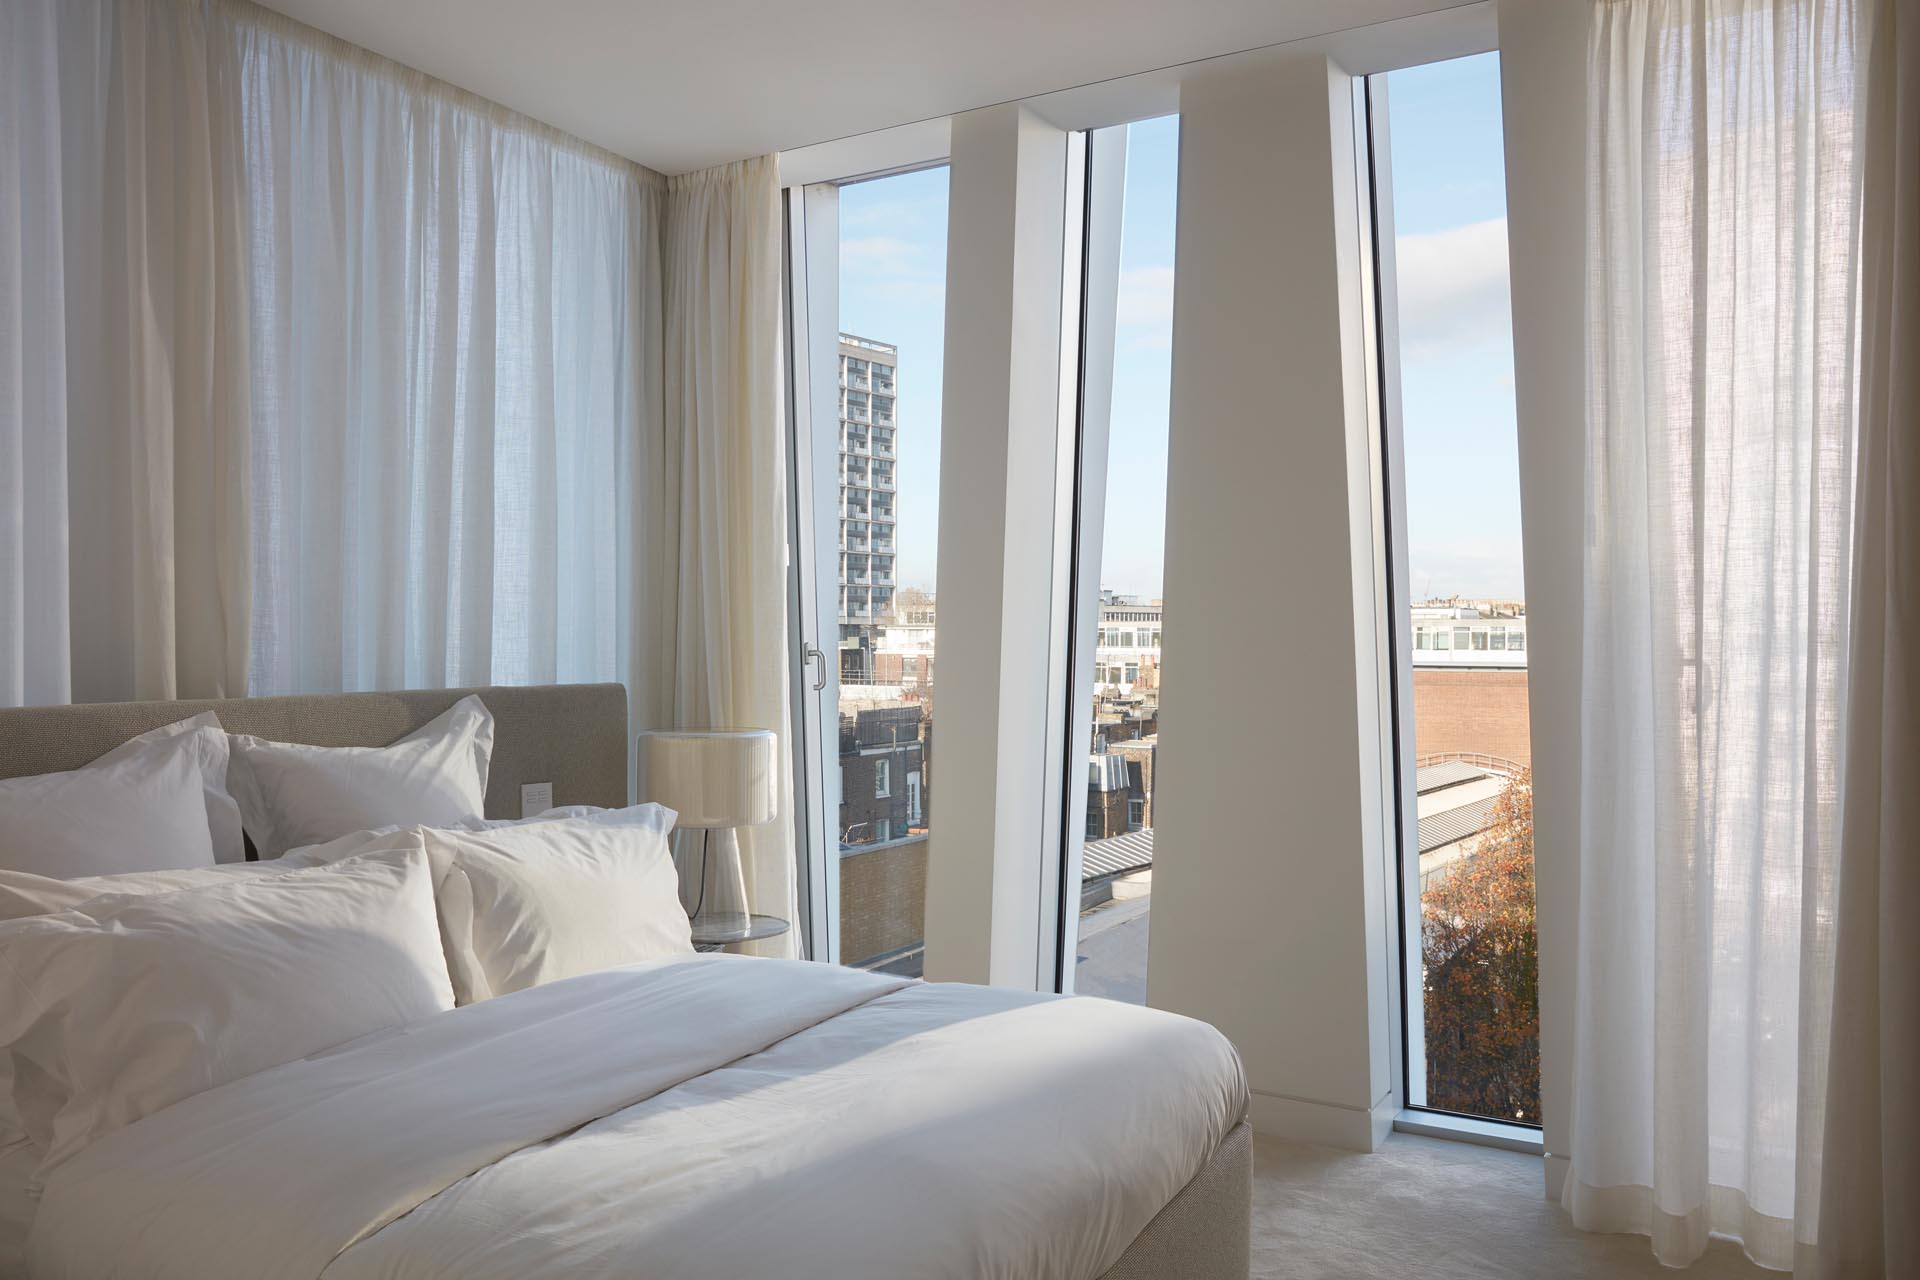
1113 736 1158 829
838 837 927 970
838 702 927 845
1410 670 1531 768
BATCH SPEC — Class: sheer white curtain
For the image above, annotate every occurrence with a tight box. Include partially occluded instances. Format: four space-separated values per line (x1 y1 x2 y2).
1570 0 1866 1270
219 7 665 699
0 0 251 706
643 157 798 955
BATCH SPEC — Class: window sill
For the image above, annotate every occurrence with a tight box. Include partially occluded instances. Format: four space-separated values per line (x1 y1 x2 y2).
1392 1109 1542 1155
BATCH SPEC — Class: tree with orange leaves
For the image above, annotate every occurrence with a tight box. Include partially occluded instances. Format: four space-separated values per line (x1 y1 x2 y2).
1421 769 1540 1123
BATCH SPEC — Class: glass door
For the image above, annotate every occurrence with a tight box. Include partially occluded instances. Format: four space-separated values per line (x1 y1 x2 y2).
1364 53 1540 1126
786 165 950 974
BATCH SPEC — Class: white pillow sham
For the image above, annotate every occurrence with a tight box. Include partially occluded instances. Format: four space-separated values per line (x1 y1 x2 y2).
425 810 690 1003
0 848 454 1177
227 695 494 858
0 714 238 878
285 805 689 1004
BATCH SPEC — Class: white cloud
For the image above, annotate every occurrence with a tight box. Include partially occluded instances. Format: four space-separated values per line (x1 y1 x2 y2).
1116 265 1175 328
1393 218 1513 359
840 235 922 276
1407 535 1527 601
1114 265 1175 353
840 234 947 310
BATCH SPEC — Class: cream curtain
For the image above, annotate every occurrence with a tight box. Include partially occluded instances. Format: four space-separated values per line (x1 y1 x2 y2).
0 0 251 705
644 157 799 954
1571 0 1867 1270
1815 0 1919 1275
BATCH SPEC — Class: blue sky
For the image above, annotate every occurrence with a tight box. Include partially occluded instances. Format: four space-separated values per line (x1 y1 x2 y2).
1383 53 1526 602
837 51 1523 602
839 170 950 593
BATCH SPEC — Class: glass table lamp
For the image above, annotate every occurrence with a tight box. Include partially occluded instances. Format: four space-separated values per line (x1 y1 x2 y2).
635 729 777 939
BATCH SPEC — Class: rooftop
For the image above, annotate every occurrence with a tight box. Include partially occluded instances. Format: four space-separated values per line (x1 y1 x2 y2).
1082 828 1154 883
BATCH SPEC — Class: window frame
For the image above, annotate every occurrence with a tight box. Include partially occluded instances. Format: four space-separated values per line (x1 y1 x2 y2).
1358 63 1542 1138
782 149 953 970
1050 123 1155 995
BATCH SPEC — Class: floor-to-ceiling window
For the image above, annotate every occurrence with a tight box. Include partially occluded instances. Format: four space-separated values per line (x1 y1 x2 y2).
1062 117 1178 1003
788 165 949 973
1367 53 1540 1126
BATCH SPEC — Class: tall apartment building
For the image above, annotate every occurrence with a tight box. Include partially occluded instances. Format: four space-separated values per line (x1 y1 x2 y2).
838 334 898 680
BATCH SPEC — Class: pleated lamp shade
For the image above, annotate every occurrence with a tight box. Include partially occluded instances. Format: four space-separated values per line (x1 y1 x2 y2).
635 729 778 830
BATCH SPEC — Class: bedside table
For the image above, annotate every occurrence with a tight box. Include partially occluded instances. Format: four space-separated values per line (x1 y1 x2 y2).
690 913 791 953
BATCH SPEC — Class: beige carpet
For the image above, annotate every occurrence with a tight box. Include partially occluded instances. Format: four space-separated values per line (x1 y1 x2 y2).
1252 1132 1776 1279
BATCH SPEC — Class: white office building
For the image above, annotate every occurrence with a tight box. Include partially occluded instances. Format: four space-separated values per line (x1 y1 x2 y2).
1409 602 1528 668
1094 593 1164 691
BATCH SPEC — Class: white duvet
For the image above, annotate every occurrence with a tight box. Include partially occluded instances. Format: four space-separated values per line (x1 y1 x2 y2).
26 956 1247 1280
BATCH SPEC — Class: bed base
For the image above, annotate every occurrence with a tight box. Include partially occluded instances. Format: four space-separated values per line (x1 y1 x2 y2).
1098 1120 1252 1280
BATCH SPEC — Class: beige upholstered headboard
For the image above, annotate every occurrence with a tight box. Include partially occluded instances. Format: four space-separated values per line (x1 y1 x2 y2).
0 684 630 827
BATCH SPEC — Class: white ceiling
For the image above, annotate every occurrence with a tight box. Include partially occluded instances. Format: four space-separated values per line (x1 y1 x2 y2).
253 0 1474 175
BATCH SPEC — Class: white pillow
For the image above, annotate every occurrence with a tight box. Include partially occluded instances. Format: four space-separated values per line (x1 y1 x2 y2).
0 848 454 1177
0 861 291 1153
102 713 248 864
227 695 494 857
423 810 689 1003
286 806 687 1004
0 715 237 878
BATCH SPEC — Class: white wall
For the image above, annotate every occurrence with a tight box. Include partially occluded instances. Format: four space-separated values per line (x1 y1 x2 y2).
921 103 1072 988
1495 0 1588 1198
1148 52 1398 1152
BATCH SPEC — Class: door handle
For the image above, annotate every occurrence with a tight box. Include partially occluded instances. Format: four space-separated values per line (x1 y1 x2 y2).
803 643 828 693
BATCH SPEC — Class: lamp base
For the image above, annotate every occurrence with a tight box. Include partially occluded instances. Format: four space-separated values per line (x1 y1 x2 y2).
679 826 751 925
687 911 791 952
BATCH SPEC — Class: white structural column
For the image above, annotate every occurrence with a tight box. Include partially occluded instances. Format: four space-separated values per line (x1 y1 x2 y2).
922 103 1072 988
1496 0 1586 1200
1149 54 1399 1151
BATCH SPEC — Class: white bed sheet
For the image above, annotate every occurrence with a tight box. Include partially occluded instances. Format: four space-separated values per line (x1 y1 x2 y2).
28 955 1247 1280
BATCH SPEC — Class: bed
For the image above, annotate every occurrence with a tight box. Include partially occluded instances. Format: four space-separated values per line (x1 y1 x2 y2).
0 684 1251 1280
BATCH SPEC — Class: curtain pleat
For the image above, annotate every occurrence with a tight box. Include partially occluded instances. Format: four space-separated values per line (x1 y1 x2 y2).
1814 0 1920 1274
0 0 74 706
1 0 250 705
